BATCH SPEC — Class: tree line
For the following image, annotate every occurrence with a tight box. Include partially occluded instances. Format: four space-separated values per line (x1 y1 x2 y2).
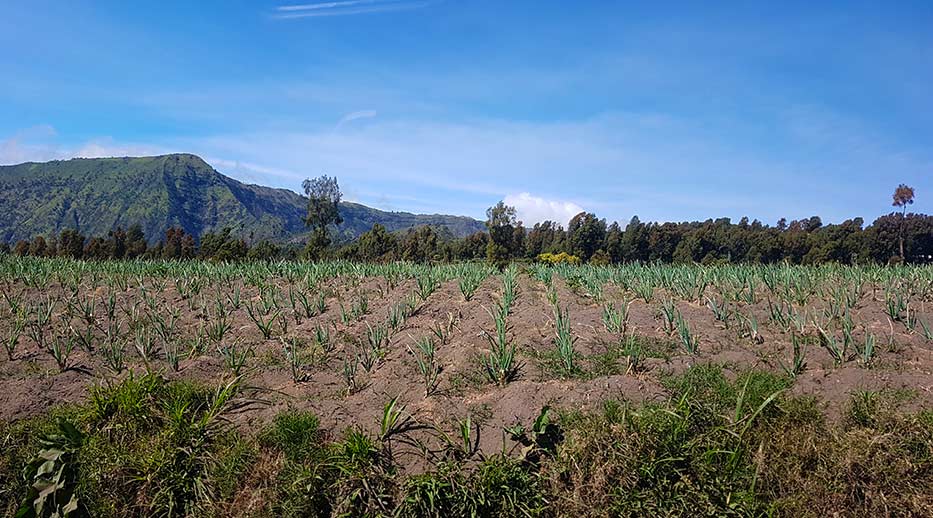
2 181 928 265
311 180 931 266
0 224 284 262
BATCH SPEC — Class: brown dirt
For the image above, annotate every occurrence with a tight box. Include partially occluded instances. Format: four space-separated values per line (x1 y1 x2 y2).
2 269 933 465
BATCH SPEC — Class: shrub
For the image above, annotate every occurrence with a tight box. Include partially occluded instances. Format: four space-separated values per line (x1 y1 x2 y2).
537 252 581 265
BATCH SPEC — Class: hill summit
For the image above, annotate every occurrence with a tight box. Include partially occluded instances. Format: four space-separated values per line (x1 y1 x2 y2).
0 154 485 244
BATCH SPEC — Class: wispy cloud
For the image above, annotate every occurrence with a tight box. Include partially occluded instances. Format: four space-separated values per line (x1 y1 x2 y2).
273 0 432 19
335 110 377 130
278 0 385 12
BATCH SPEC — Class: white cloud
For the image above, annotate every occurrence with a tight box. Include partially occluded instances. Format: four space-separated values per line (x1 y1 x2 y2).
503 192 584 227
277 0 383 11
73 138 164 159
0 130 165 165
273 0 431 19
335 110 377 130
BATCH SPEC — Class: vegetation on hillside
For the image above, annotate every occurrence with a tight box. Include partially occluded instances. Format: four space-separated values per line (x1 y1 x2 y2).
0 154 485 245
2 157 928 267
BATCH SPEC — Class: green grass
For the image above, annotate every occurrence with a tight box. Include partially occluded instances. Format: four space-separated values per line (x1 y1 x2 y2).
2 374 252 517
2 366 932 517
532 334 678 380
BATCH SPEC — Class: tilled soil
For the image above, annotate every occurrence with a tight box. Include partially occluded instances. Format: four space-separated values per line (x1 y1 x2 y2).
2 270 933 465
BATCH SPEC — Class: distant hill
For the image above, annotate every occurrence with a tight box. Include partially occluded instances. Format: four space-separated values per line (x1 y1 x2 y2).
0 154 485 244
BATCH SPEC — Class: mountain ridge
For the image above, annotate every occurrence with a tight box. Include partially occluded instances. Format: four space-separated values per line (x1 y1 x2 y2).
0 153 486 244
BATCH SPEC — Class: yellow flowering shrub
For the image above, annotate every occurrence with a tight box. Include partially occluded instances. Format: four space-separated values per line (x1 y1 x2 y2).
537 252 581 265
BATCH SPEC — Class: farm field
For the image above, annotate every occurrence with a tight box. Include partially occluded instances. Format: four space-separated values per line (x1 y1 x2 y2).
2 255 933 516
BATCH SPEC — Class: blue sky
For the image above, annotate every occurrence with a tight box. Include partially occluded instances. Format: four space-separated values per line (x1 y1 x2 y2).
1 1 931 226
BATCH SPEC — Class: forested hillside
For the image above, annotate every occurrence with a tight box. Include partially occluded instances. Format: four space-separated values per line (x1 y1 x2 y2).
0 154 485 244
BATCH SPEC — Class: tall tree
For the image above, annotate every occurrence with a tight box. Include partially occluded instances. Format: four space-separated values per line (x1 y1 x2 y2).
621 216 648 262
125 224 148 258
525 221 565 259
28 236 48 257
485 201 519 268
107 227 127 259
455 231 488 260
604 222 623 263
892 184 915 260
302 175 343 260
567 212 607 262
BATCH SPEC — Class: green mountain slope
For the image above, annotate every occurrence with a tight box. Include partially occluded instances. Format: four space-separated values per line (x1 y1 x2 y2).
0 154 485 244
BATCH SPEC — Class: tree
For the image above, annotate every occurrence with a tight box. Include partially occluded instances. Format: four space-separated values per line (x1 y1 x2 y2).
107 227 127 259
247 240 281 261
84 237 108 259
13 240 29 256
454 231 488 260
400 226 441 263
621 216 649 262
525 221 565 259
356 223 398 262
200 227 248 262
125 224 148 258
28 236 48 257
510 224 526 259
162 227 197 260
567 212 607 262
302 175 343 260
485 201 519 268
604 222 623 263
647 222 681 262
56 229 86 259
892 184 915 260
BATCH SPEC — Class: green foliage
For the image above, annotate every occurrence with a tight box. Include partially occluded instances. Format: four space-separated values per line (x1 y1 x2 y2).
480 303 520 385
303 175 343 259
567 211 607 262
3 365 933 517
16 418 86 518
409 336 441 397
0 155 484 254
198 227 248 262
5 157 932 265
537 251 581 265
259 411 322 463
553 305 578 375
505 406 564 465
1 375 251 517
485 201 519 268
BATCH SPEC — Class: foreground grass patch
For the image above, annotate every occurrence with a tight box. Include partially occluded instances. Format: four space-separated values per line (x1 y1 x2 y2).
2 366 932 517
